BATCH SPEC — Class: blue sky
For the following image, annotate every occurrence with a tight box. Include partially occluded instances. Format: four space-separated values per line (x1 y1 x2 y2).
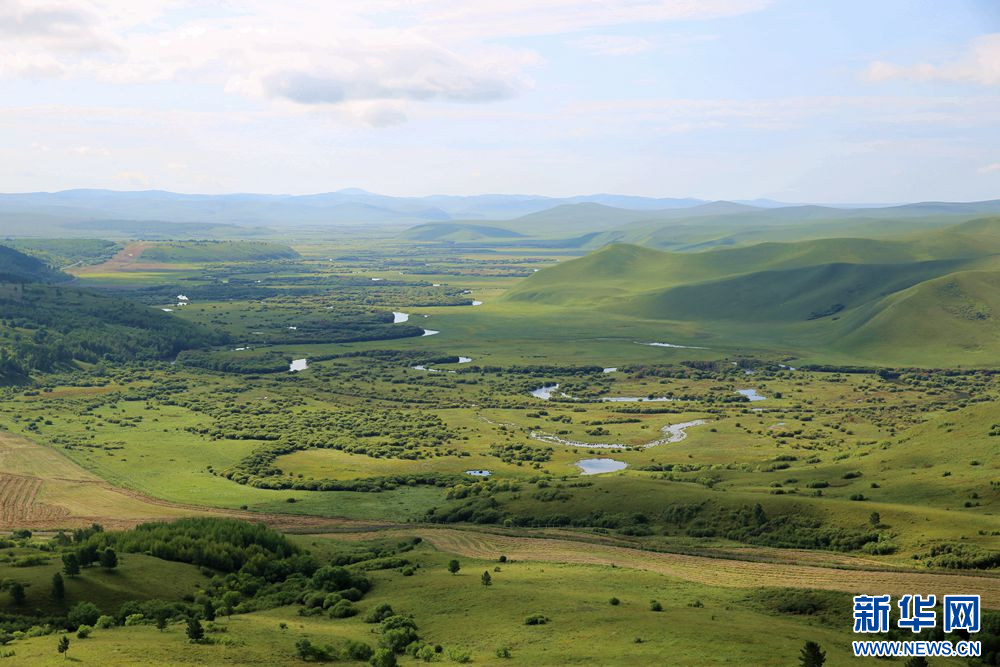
2 0 999 202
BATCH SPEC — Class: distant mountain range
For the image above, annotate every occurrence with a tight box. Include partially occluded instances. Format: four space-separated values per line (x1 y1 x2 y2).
0 188 779 229
2 188 1000 241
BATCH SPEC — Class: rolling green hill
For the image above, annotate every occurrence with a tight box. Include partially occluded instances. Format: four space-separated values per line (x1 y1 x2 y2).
840 269 1000 363
0 245 225 379
400 201 1000 254
503 218 1000 364
0 244 71 283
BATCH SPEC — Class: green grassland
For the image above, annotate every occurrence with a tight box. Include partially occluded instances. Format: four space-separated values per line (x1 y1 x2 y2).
0 549 206 618
0 225 998 665
138 241 300 263
4 533 977 666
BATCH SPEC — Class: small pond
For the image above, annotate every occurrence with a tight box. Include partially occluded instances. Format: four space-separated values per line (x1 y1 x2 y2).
575 458 627 475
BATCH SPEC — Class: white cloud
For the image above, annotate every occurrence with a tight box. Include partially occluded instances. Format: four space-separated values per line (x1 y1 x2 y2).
978 162 1000 174
405 0 771 39
0 0 768 123
0 0 110 50
863 34 1000 86
72 145 110 156
571 35 656 56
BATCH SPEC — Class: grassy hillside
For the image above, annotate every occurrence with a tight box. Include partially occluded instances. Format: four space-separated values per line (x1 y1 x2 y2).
502 219 1000 365
618 259 967 323
841 269 1000 364
4 239 120 270
0 283 226 377
6 527 997 666
0 245 70 284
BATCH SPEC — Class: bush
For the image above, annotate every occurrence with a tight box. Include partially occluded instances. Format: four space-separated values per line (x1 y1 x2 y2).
649 600 663 612
609 597 620 606
370 648 397 667
67 602 101 630
364 603 395 624
344 640 374 661
448 648 472 663
329 599 357 618
415 644 436 662
863 539 898 555
339 587 364 602
524 614 549 625
295 638 336 662
95 615 115 629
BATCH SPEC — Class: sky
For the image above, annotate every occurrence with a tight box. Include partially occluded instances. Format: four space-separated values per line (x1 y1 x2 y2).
2 0 1000 202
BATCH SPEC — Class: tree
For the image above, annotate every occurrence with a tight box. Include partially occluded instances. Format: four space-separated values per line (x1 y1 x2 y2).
68 601 100 629
447 559 460 575
196 595 215 621
99 548 118 569
903 658 929 667
799 641 826 667
57 635 70 659
62 553 80 576
8 582 25 605
186 617 205 643
156 615 168 632
869 511 881 527
52 572 65 601
221 590 240 618
77 544 99 567
481 571 492 587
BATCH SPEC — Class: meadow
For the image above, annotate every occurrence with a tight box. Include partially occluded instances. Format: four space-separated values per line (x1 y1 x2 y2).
0 235 996 665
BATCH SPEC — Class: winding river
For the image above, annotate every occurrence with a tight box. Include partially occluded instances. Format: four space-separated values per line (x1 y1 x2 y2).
530 419 708 450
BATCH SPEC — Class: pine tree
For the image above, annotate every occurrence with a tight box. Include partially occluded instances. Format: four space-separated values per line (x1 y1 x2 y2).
481 571 492 587
62 553 80 576
186 617 204 643
8 582 25 605
57 635 70 659
99 548 118 569
51 572 65 601
799 641 826 667
448 559 460 575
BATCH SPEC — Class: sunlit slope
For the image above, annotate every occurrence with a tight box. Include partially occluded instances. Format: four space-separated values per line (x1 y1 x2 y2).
503 219 1000 363
509 218 1000 304
617 259 967 323
840 269 1000 362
